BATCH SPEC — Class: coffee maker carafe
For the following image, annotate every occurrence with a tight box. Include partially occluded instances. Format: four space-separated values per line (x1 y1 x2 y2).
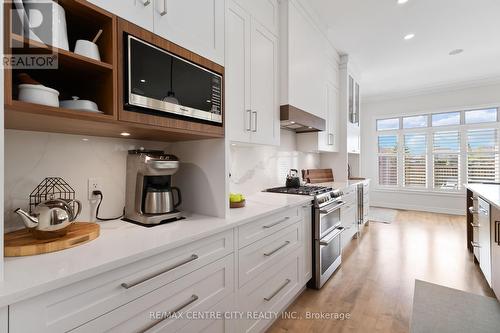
125 150 183 225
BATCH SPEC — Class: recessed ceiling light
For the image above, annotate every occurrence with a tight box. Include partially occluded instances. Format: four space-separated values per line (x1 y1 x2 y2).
397 0 409 4
404 33 415 40
140 79 146 83
120 132 131 137
449 49 464 56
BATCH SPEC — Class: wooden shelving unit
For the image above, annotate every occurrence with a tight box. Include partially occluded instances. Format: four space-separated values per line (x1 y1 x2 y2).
3 0 224 141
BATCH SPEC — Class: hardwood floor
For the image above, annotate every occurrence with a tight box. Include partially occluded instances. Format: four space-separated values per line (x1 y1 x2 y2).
267 210 494 333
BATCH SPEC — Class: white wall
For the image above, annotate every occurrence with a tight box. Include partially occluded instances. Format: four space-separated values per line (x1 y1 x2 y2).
229 130 320 195
361 83 500 215
4 130 226 232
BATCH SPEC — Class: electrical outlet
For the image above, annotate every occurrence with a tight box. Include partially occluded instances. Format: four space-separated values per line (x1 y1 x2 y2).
88 178 102 200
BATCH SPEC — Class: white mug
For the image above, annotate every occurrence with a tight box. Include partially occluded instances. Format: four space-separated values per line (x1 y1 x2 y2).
74 40 101 61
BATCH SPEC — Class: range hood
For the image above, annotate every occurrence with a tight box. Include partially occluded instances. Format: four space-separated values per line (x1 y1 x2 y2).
280 105 326 133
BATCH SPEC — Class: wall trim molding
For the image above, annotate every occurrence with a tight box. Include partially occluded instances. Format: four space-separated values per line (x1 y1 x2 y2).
363 76 500 104
371 201 465 216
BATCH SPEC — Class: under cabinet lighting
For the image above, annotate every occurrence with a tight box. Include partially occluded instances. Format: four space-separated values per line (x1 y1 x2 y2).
120 132 131 137
404 33 415 40
397 0 409 4
82 138 89 142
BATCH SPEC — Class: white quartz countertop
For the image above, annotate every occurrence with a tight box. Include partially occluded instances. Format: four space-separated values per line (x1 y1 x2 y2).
465 183 500 209
0 192 311 307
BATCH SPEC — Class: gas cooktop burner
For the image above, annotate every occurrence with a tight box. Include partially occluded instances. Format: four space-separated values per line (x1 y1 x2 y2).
266 185 333 196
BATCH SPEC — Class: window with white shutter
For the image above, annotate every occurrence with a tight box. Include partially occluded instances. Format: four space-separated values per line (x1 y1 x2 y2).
433 131 460 190
467 128 499 183
404 134 427 187
378 135 398 186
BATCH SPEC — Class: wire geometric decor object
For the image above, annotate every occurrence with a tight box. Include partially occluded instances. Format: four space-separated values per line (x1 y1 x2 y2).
29 177 76 214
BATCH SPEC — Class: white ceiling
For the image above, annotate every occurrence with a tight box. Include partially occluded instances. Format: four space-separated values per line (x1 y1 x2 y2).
308 0 500 99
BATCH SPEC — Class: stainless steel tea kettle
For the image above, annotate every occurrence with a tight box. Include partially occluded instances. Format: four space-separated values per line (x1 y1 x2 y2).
14 198 82 233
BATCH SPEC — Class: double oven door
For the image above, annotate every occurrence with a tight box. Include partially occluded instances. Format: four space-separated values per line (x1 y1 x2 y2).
312 199 345 289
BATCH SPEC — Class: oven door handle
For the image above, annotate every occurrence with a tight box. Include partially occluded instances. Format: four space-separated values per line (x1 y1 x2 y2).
320 227 345 246
319 201 345 215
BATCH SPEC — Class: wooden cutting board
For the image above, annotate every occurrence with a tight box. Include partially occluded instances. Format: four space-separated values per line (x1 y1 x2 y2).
5 222 100 257
302 169 334 184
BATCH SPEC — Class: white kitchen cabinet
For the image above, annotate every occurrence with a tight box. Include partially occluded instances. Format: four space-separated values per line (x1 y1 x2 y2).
281 0 328 120
478 198 492 286
153 0 225 64
296 70 340 153
233 0 279 36
490 206 500 300
226 0 279 146
9 230 234 333
72 255 234 333
347 75 361 154
301 204 313 283
341 185 358 249
237 250 302 333
88 0 154 30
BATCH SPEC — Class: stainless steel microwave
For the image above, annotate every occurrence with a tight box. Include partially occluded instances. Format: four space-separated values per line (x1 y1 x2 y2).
124 34 223 124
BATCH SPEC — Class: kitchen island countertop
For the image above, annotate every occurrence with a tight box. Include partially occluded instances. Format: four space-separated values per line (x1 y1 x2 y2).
465 183 500 209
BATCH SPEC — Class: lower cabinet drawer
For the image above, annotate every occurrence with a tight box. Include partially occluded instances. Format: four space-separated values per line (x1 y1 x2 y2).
238 207 301 249
238 222 302 288
9 230 233 333
72 255 234 333
176 294 235 333
238 251 301 333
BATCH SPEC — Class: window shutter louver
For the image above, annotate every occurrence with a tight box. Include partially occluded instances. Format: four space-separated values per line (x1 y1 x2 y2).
404 134 427 187
433 131 460 189
467 129 500 183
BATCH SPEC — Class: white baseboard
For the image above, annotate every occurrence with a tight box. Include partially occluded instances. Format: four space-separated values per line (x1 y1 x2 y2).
370 201 465 216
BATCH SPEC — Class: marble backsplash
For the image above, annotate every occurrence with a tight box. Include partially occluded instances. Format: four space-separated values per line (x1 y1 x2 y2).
229 130 320 195
4 130 170 232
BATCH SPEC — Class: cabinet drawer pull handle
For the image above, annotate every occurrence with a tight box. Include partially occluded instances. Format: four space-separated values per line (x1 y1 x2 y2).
471 241 481 248
264 241 290 257
468 207 478 214
495 221 500 245
251 111 257 132
143 0 151 6
160 0 167 16
140 295 198 332
121 254 198 289
264 279 291 301
263 217 290 229
470 223 480 228
246 110 252 131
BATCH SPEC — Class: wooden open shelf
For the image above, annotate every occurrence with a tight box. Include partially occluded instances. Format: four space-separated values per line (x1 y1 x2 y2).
10 34 113 72
4 0 225 142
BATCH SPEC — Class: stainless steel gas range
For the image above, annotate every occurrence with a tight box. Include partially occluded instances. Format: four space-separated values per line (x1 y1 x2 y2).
266 185 344 289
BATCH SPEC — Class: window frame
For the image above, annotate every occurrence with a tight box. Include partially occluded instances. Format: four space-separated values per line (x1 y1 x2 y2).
374 107 500 193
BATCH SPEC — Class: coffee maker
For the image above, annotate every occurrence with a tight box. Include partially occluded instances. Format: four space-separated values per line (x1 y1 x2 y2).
125 150 182 225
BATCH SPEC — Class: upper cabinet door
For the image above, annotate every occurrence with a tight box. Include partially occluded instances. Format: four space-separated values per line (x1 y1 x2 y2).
153 0 225 65
88 0 154 31
249 19 279 145
226 1 252 143
233 0 279 35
